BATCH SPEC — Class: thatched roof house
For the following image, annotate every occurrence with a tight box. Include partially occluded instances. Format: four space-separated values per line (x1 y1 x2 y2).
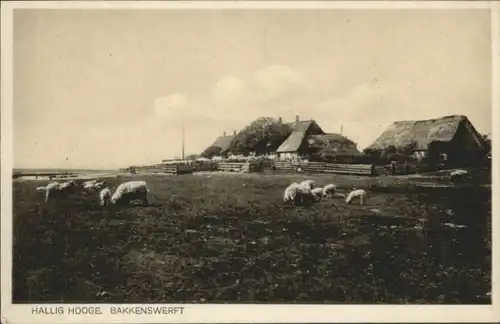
305 133 363 163
365 115 488 164
276 115 360 161
276 117 325 154
211 132 235 153
203 115 360 161
201 130 236 157
307 134 362 156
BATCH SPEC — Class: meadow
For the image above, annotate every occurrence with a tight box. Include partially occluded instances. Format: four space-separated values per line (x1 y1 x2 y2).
12 172 491 303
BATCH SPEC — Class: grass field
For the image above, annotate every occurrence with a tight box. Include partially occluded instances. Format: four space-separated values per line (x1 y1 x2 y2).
13 172 491 304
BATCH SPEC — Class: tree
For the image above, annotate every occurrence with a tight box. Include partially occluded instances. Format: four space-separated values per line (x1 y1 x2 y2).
227 117 292 155
200 146 222 159
398 140 417 157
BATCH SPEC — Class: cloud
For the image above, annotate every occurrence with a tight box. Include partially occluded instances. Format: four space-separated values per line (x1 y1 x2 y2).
150 65 316 132
213 75 249 106
149 61 491 154
316 81 388 123
207 65 318 126
150 93 209 130
210 75 257 123
153 93 189 120
251 65 313 103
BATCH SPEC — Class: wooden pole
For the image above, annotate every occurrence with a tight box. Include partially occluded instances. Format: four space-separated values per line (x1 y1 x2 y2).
181 123 185 160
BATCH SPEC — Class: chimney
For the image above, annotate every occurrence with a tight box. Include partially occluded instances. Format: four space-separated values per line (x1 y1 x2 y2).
278 117 283 123
233 130 236 135
295 115 299 122
223 131 226 137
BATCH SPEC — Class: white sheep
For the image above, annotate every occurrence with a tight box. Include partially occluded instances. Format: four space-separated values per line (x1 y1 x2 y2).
44 182 60 201
83 179 97 189
311 187 325 201
345 188 367 205
90 181 106 191
450 169 468 180
95 181 106 190
323 184 337 198
83 179 106 190
283 182 302 205
450 169 468 176
110 180 149 205
44 180 77 202
284 182 315 205
300 180 315 190
99 187 112 206
36 186 47 192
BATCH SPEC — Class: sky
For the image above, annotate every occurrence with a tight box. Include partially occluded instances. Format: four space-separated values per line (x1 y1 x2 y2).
13 9 492 169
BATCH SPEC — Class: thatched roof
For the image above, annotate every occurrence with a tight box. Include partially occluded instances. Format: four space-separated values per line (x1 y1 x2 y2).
209 135 235 153
284 120 315 133
276 120 325 153
307 133 362 156
366 115 485 151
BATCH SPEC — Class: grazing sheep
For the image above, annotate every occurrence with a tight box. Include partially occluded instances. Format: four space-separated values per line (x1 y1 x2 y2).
44 182 60 201
83 179 98 188
300 180 315 190
44 180 77 202
283 182 302 205
450 169 468 176
284 182 315 205
450 169 468 180
93 181 106 190
323 184 337 198
99 187 112 206
83 179 106 190
296 183 316 204
345 188 367 205
110 180 149 205
311 187 325 201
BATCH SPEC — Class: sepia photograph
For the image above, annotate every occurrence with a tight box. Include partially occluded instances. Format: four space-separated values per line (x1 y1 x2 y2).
1 0 499 323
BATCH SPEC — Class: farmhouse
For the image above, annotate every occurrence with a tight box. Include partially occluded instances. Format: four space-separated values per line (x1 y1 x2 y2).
365 115 488 166
276 115 361 161
305 133 363 163
202 115 361 161
203 130 237 157
276 116 325 160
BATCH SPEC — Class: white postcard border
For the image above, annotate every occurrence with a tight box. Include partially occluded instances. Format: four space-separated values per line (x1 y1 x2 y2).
1 1 499 324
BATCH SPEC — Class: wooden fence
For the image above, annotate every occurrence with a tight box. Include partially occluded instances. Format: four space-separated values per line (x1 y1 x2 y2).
163 164 195 175
217 162 256 173
131 160 378 176
133 164 195 175
216 160 274 173
373 165 390 176
273 161 374 176
372 161 417 176
193 162 218 172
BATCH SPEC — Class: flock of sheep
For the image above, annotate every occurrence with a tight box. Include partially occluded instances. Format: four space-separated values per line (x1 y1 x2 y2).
282 169 472 206
284 179 367 206
35 176 367 209
36 179 150 206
